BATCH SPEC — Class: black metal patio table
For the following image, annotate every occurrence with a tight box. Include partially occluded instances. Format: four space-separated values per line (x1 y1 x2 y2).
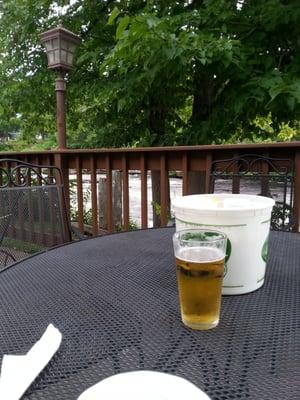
0 228 299 400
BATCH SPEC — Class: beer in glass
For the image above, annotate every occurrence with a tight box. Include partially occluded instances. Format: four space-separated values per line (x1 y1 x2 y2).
173 229 227 330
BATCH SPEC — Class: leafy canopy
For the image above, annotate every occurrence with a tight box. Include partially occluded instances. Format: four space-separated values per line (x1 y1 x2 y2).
0 0 300 150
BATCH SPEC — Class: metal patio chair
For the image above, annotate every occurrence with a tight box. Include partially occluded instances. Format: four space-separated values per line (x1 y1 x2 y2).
209 154 295 231
0 213 16 266
0 158 82 267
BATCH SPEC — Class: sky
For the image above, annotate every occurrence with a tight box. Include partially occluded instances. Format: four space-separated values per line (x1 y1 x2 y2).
51 0 79 17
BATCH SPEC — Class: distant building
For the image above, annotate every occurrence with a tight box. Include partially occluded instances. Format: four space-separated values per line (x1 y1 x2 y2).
0 130 20 142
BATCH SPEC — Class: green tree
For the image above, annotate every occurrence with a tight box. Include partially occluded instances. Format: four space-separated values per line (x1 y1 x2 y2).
101 0 300 145
99 0 300 223
1 0 300 149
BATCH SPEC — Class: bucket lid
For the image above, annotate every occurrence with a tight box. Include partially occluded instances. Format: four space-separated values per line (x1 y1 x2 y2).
173 194 275 217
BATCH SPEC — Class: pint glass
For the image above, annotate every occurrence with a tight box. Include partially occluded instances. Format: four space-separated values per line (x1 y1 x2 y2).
173 229 227 330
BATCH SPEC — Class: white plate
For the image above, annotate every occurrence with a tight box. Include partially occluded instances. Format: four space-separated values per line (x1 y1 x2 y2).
78 370 210 400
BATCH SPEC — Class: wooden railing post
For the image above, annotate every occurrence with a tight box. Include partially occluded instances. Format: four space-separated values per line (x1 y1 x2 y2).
205 152 212 193
54 152 71 241
140 153 148 229
75 156 84 233
232 152 240 194
261 152 270 196
122 155 130 231
54 153 70 208
182 152 189 195
90 155 99 236
105 155 113 233
160 153 168 226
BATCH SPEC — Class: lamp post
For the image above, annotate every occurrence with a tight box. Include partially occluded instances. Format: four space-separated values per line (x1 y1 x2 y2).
40 25 81 149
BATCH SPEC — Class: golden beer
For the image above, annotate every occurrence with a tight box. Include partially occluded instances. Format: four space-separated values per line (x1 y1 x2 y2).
176 247 225 330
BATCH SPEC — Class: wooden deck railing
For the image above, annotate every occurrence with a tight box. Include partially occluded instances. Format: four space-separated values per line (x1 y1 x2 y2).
1 142 300 233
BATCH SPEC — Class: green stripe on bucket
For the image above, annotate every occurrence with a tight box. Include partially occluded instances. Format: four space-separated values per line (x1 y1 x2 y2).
257 276 265 283
261 219 271 224
222 285 244 288
176 217 247 228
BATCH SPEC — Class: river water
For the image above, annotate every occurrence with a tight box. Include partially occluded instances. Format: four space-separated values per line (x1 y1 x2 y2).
70 173 291 229
70 173 182 228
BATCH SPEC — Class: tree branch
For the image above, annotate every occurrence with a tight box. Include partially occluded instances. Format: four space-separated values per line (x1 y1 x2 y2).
186 0 204 10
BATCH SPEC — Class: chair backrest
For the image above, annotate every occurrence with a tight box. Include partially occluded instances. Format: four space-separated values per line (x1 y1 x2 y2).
0 159 72 257
0 214 12 245
209 154 294 231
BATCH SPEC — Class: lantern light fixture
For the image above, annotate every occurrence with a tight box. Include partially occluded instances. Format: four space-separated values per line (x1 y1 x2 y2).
40 24 81 72
40 24 81 149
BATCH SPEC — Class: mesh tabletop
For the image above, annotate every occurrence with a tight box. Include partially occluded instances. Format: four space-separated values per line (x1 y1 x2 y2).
0 228 299 399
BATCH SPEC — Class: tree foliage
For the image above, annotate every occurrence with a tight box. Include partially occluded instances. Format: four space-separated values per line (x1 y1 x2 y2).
0 0 300 150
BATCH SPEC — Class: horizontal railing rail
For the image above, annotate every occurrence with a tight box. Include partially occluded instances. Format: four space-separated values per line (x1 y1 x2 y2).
1 142 299 234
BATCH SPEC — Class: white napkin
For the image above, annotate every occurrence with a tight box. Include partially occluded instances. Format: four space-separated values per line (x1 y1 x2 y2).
0 323 62 400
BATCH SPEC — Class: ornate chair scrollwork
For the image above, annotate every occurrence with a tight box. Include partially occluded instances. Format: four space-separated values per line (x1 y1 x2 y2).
210 154 295 231
0 159 80 267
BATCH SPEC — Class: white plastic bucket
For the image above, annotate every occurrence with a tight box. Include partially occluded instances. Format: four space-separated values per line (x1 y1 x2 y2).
172 194 275 295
